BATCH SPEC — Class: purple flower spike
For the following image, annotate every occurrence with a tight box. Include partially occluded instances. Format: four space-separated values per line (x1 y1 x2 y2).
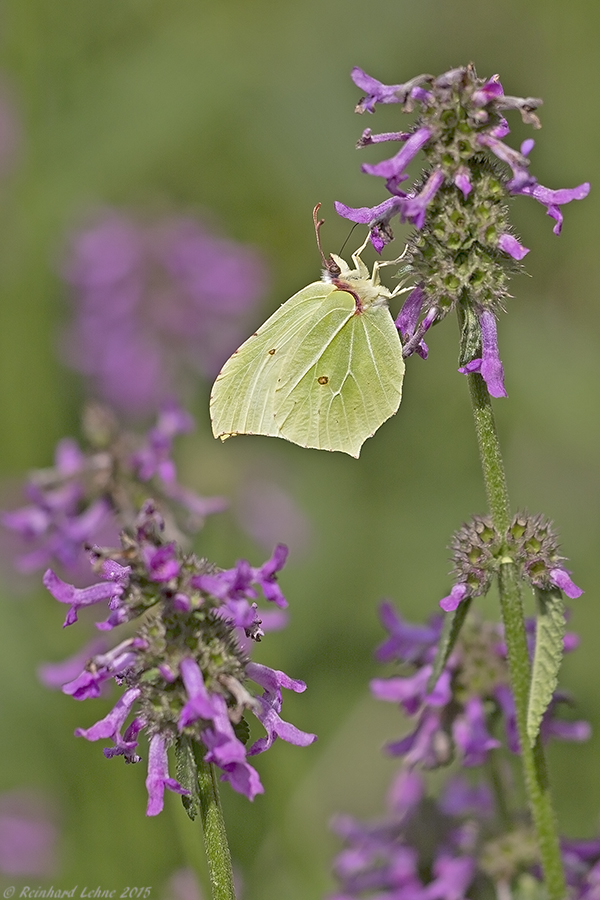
145 734 190 817
549 567 583 599
458 310 507 398
498 232 530 260
515 180 590 234
439 582 469 613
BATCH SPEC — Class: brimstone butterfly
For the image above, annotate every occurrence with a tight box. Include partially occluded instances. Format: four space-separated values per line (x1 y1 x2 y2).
210 208 406 458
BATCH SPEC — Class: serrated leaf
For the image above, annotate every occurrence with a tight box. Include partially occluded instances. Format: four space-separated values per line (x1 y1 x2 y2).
427 596 472 694
526 587 565 748
175 735 201 821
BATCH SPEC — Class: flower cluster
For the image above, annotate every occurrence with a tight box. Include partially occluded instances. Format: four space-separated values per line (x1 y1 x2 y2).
43 502 316 814
328 602 592 898
440 512 583 613
336 65 589 396
330 768 600 900
61 210 269 415
2 403 224 575
371 602 588 771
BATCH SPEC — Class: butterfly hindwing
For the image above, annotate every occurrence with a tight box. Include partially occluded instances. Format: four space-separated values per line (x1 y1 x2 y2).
210 281 338 439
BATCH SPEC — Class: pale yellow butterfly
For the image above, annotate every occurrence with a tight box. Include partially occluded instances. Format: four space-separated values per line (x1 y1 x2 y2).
210 207 406 458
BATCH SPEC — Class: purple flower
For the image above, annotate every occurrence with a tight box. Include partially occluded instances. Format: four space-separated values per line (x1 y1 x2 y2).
452 696 501 766
145 734 190 817
513 181 590 234
458 310 507 398
61 211 269 415
350 67 432 113
439 582 469 613
549 566 583 599
0 790 59 877
38 637 108 690
2 405 224 576
43 563 130 627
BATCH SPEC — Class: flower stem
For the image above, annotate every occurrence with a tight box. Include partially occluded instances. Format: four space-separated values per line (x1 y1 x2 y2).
465 370 566 900
196 755 237 900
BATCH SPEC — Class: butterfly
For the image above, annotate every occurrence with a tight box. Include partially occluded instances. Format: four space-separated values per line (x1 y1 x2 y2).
210 208 406 458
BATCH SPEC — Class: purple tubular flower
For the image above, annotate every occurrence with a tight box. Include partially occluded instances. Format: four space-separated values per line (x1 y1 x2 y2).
458 310 507 398
201 694 264 800
454 166 472 198
477 133 535 191
438 776 494 818
497 232 529 260
193 544 288 631
62 639 142 700
401 169 445 229
75 686 141 743
423 854 476 900
549 566 584 599
452 696 501 766
38 637 107 690
471 74 504 105
334 197 403 253
375 601 441 663
246 662 317 754
513 180 590 234
178 658 217 729
42 565 130 627
371 667 451 716
350 67 411 112
362 127 432 185
145 734 190 816
395 286 433 359
439 582 469 613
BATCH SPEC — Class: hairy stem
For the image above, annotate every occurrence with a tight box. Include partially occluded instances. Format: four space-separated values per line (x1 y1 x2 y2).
465 370 566 900
196 755 237 900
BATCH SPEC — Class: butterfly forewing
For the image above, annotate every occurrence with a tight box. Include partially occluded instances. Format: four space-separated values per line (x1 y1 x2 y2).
210 282 338 439
274 295 404 457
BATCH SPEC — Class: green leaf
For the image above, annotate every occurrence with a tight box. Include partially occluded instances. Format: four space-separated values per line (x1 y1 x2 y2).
526 587 566 748
175 735 201 821
427 596 472 694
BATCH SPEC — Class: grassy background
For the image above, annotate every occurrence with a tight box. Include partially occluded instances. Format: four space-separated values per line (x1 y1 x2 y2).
0 2 598 898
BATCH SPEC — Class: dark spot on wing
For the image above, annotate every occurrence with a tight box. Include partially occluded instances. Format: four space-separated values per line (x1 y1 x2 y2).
317 375 329 385
268 348 276 355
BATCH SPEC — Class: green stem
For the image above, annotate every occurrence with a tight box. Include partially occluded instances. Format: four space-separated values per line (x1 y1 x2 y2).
196 754 237 900
465 370 566 900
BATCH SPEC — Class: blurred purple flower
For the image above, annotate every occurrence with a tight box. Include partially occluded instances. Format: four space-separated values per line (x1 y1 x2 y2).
0 790 59 877
61 211 269 415
2 404 224 577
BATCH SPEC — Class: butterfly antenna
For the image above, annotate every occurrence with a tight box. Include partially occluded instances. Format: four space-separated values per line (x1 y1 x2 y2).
313 203 340 277
338 223 359 257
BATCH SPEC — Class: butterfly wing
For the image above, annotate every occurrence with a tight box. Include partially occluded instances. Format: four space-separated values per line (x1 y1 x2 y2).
274 296 404 457
210 281 338 440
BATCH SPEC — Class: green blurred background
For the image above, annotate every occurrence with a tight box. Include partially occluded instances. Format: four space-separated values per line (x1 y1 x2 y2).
0 1 597 897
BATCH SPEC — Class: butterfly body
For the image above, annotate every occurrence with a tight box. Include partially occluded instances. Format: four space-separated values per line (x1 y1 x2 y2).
210 247 405 458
